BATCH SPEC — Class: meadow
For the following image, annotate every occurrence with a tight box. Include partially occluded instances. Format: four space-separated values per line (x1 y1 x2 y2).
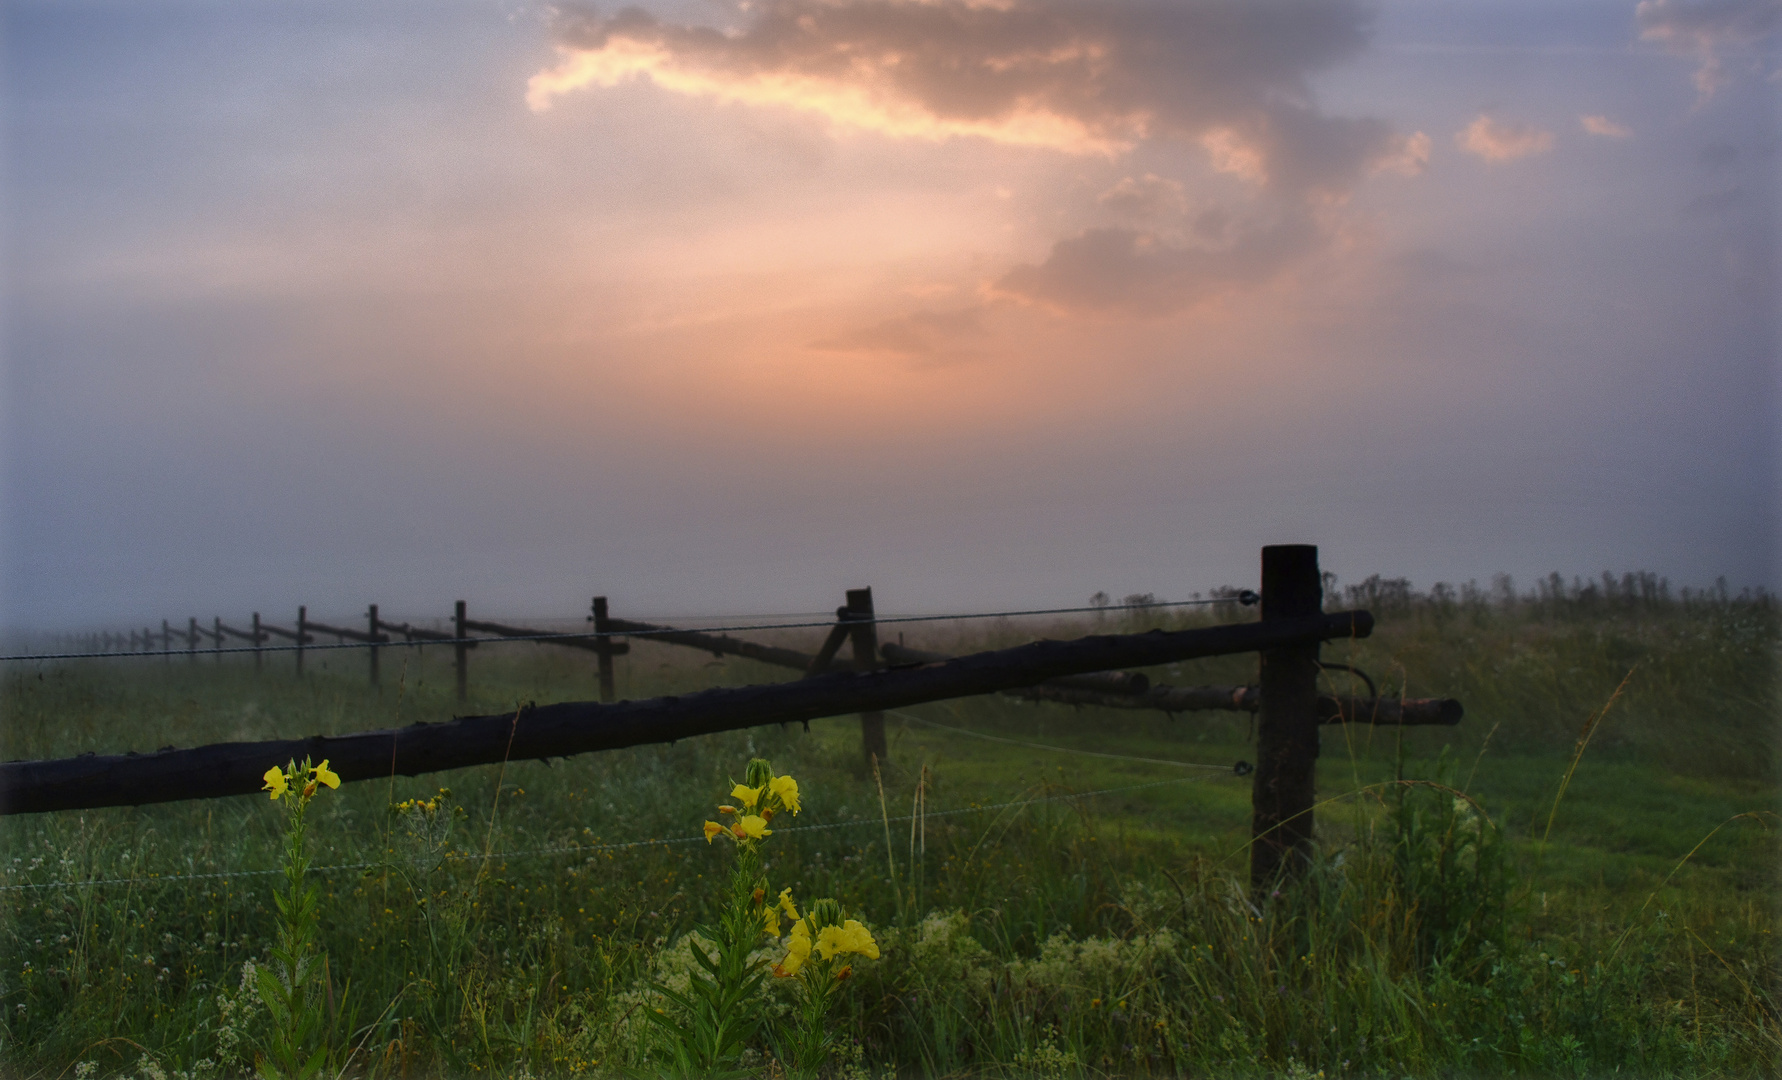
0 576 1776 1078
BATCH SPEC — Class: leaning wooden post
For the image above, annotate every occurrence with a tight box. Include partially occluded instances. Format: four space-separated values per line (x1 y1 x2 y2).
846 587 889 765
187 618 199 663
213 617 223 664
252 613 263 672
1250 545 1324 895
296 606 307 677
591 596 616 703
367 604 381 689
454 601 469 703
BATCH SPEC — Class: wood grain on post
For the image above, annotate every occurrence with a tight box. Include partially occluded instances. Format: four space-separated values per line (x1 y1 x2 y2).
368 605 380 688
847 588 889 765
592 597 616 703
1251 545 1324 895
454 601 468 703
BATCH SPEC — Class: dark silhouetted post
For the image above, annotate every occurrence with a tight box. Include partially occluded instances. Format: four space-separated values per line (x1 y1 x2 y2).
161 620 172 664
367 604 381 689
1251 545 1323 895
252 613 263 673
846 588 888 765
213 617 223 664
592 596 616 703
187 618 199 663
454 601 468 703
296 606 307 677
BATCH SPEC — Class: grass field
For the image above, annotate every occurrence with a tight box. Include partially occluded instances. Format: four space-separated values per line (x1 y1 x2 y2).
1 578 1776 1078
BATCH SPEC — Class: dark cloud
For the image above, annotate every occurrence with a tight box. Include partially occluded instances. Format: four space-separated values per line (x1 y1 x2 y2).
536 0 1414 197
993 215 1318 315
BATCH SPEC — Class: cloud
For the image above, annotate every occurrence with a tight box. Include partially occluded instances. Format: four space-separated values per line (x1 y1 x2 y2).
1456 114 1556 161
992 215 1318 316
810 307 986 355
1636 0 1781 101
1579 113 1632 138
1098 173 1188 218
530 0 1414 198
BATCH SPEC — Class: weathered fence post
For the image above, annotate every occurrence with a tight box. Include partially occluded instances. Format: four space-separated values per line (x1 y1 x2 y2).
367 604 381 689
1250 545 1323 895
454 600 468 703
252 613 263 672
213 617 223 664
296 606 308 677
187 618 199 663
591 597 617 703
846 588 889 765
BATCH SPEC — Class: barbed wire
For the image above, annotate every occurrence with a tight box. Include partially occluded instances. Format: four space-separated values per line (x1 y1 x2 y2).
888 709 1233 771
0 771 1232 894
4 593 1258 663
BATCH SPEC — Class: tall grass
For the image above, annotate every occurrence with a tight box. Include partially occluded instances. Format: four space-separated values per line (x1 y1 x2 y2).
0 578 1775 1077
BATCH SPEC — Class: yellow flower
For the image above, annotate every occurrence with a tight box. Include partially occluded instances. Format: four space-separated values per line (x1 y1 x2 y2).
777 888 800 921
815 920 880 961
262 766 288 801
774 919 812 977
768 774 800 815
734 815 771 840
703 821 724 844
763 906 781 937
311 760 341 790
730 784 762 810
716 805 738 815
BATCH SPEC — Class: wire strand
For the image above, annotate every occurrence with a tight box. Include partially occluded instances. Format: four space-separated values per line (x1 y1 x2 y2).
888 709 1233 771
6 595 1256 663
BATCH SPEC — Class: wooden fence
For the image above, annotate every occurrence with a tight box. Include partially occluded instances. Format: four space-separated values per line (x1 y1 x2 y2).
4 545 1463 892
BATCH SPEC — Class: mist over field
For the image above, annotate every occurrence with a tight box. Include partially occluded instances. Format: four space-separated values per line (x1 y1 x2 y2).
3 0 1777 630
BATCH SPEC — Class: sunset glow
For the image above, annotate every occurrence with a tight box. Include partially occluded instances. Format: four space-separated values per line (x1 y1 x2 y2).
4 0 1776 626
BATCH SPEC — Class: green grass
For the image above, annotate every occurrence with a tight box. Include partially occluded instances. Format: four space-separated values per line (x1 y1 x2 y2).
0 586 1776 1077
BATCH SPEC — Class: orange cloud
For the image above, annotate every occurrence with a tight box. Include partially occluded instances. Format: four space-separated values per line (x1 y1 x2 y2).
1456 115 1555 162
1579 114 1632 138
528 1 1413 198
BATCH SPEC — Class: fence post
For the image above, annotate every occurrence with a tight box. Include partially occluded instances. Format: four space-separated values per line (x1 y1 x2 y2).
296 606 307 677
592 596 616 703
454 601 468 703
161 620 172 663
213 617 223 664
1250 544 1323 895
845 587 889 765
252 613 263 673
367 604 381 689
187 618 199 663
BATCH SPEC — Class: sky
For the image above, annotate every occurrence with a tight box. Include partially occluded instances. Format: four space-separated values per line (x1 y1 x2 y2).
3 0 1778 632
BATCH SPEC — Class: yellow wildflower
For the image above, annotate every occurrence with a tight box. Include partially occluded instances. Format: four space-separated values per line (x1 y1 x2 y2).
815 920 880 961
777 888 799 921
763 905 781 937
702 821 724 844
734 815 771 840
262 766 288 801
775 918 812 977
769 774 800 815
311 760 341 790
730 784 762 810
